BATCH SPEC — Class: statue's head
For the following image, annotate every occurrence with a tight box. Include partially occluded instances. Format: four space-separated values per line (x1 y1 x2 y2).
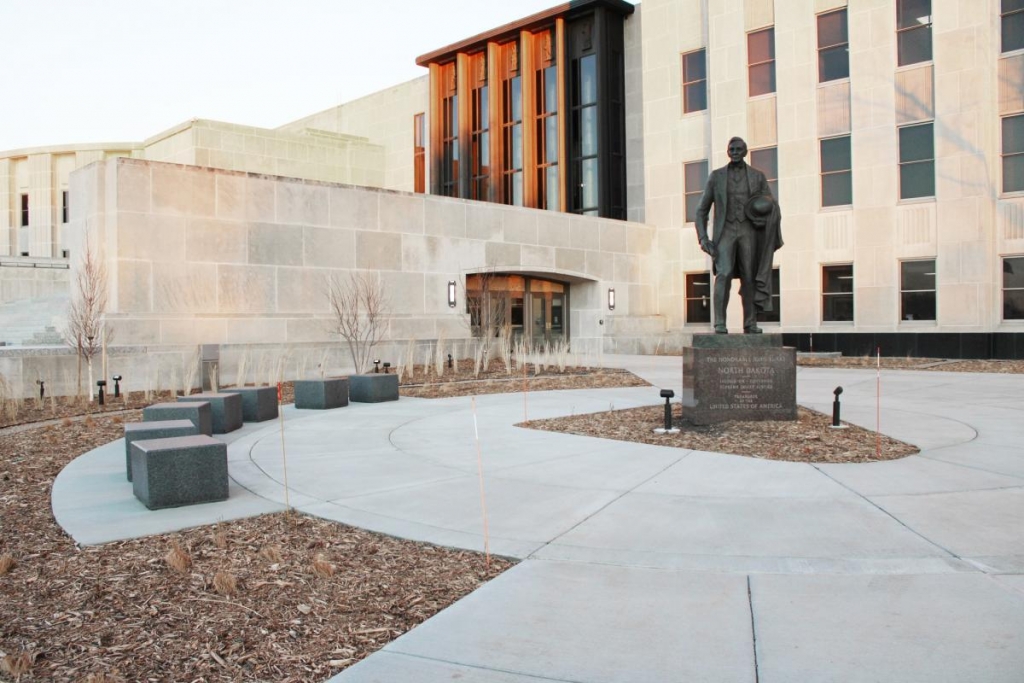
727 137 748 164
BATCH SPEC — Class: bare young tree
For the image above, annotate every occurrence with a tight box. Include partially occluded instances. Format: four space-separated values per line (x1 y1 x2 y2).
325 273 391 374
464 271 513 362
62 233 110 400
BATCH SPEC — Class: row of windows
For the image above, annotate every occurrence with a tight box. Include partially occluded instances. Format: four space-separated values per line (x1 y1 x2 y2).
685 257 1024 325
15 192 70 227
682 114 1024 215
682 1 1021 115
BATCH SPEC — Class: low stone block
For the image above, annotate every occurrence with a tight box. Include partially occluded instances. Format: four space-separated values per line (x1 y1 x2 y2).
349 373 399 403
123 419 198 481
143 401 213 436
177 392 243 433
130 434 228 510
231 386 279 422
294 378 349 409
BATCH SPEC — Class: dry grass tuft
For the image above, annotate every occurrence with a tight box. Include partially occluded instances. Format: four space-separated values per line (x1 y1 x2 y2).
211 531 229 549
259 545 283 563
212 570 238 596
164 543 191 573
0 651 34 679
84 672 125 683
311 555 335 578
0 553 16 575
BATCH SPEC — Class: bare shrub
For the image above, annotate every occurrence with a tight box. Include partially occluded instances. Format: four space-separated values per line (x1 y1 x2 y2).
0 553 16 574
211 531 228 549
235 347 251 387
0 652 33 679
180 347 201 396
259 545 283 563
325 273 391 374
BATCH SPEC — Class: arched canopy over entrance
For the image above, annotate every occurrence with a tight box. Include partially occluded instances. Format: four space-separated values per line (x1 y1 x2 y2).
466 273 569 345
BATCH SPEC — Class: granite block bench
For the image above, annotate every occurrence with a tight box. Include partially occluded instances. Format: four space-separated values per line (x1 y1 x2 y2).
177 393 243 433
143 401 213 436
230 386 279 422
349 373 399 403
294 378 349 409
123 419 198 481
130 434 229 510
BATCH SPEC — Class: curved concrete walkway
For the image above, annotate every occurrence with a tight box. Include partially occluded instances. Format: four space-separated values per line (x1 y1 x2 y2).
52 356 1024 682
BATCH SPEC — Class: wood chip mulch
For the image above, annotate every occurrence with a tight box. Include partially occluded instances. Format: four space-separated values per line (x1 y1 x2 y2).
400 366 648 399
0 412 511 682
520 405 919 464
797 356 1024 373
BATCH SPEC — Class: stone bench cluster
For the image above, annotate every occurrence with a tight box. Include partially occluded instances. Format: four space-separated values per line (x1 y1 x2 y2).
125 376 399 510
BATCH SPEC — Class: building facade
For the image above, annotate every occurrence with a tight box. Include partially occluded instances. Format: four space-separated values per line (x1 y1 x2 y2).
2 0 1023 358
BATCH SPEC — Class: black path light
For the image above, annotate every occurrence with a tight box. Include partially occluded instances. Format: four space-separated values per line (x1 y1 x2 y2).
36 379 44 401
373 359 381 374
112 374 123 399
382 362 391 374
96 379 107 406
831 386 848 429
654 389 680 434
448 353 454 369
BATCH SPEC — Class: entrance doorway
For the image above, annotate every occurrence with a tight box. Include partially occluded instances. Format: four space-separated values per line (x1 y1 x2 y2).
466 273 569 345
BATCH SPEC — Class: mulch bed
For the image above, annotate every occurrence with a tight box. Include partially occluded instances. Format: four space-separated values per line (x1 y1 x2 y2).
521 404 919 464
0 412 510 682
797 356 1024 374
400 364 649 399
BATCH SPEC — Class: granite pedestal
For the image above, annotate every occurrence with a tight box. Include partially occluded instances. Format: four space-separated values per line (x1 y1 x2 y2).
349 373 400 403
143 401 213 436
231 386 279 422
123 419 198 481
177 392 243 433
294 378 349 409
130 434 228 510
682 334 796 424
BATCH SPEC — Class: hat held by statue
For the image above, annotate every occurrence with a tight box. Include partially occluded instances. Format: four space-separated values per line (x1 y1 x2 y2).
744 194 775 227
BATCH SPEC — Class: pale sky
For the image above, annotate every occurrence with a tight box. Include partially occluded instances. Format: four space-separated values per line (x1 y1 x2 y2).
0 0 576 152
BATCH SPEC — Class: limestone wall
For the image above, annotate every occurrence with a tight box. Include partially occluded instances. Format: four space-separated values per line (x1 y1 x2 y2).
276 77 429 192
69 157 662 355
0 259 69 304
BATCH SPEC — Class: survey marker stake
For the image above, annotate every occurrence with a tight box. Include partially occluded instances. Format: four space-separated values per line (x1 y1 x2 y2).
471 396 491 569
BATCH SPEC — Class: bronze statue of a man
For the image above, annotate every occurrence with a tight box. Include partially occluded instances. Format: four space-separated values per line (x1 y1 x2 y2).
695 136 783 334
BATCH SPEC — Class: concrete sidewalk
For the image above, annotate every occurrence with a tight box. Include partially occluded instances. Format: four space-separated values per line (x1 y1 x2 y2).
50 356 1024 682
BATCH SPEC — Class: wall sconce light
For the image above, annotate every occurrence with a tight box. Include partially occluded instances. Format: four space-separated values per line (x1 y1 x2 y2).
608 288 616 311
448 280 457 308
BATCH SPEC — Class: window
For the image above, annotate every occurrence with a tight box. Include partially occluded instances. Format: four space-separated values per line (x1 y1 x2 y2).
748 28 776 97
62 190 69 223
682 49 707 113
440 63 459 197
1005 256 1024 319
571 53 598 214
535 32 560 211
470 54 490 201
413 113 425 193
685 272 712 324
822 264 854 322
820 136 852 207
899 123 935 199
683 160 708 223
900 260 936 321
750 147 778 199
897 0 932 66
756 268 782 323
1003 0 1024 54
1003 114 1024 193
501 42 524 206
20 194 29 227
817 9 849 82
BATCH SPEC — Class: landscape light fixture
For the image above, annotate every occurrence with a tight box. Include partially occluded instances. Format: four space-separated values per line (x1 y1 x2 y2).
373 359 381 374
112 374 123 398
830 386 848 429
608 288 616 310
96 379 107 406
36 379 45 400
448 281 457 308
448 353 454 369
382 362 391 374
654 389 679 434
